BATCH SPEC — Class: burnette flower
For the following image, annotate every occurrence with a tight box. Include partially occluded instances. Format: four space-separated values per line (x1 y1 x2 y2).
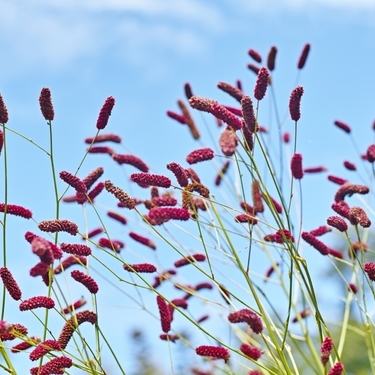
289 86 304 121
39 88 54 121
195 345 230 362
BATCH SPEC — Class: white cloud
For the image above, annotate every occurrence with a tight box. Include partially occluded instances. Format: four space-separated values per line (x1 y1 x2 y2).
0 0 222 78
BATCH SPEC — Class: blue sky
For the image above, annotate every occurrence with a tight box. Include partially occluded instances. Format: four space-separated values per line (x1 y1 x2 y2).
1 1 375 374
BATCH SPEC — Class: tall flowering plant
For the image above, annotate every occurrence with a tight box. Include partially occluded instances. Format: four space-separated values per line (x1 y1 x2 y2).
0 43 373 375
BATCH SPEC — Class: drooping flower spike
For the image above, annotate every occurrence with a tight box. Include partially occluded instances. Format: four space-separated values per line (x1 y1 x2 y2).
71 270 99 294
177 99 200 140
0 203 32 219
167 162 189 187
112 154 149 172
123 263 157 273
217 82 243 102
19 296 55 311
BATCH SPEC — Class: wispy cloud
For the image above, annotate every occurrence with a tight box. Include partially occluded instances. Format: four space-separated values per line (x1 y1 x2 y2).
0 0 224 79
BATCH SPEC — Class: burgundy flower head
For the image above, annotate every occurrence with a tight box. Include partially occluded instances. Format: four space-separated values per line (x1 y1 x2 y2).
240 343 262 360
85 133 121 144
291 153 303 179
131 173 171 188
217 82 243 102
0 203 32 219
112 154 149 172
334 120 351 133
195 345 230 362
228 309 263 333
186 148 214 164
267 46 277 71
39 88 54 121
367 144 375 162
96 96 115 130
167 162 189 187
248 48 262 63
321 337 333 366
38 219 78 235
19 296 55 311
219 128 238 156
104 180 135 209
71 270 99 294
297 43 311 69
334 183 369 203
156 295 172 333
129 232 156 250
0 267 22 300
209 103 243 130
289 86 304 122
123 263 157 273
254 67 270 100
0 94 9 124
174 253 206 268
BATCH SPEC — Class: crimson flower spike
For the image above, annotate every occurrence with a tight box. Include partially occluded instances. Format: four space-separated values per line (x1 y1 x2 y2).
60 243 91 256
166 110 187 124
58 310 97 349
131 173 171 188
228 308 263 333
184 82 193 100
367 144 375 162
291 153 303 179
104 180 135 209
247 63 260 75
61 298 87 314
71 270 99 294
19 296 55 311
209 103 243 130
174 253 206 268
304 166 326 173
289 86 304 122
301 231 329 255
39 88 54 121
240 343 262 361
0 203 32 219
320 337 333 366
0 94 9 124
96 96 115 130
334 182 369 202
328 362 344 375
129 232 156 250
254 67 270 100
248 48 262 63
217 82 243 102
0 267 22 300
334 120 351 133
195 345 230 363
186 148 214 164
29 339 61 361
38 219 78 235
107 211 127 224
30 356 72 375
267 46 277 71
167 162 189 187
215 160 230 186
156 295 172 333
177 99 200 140
112 154 150 172
59 171 87 193
297 43 311 69
85 133 121 144
123 263 157 273
327 216 348 232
